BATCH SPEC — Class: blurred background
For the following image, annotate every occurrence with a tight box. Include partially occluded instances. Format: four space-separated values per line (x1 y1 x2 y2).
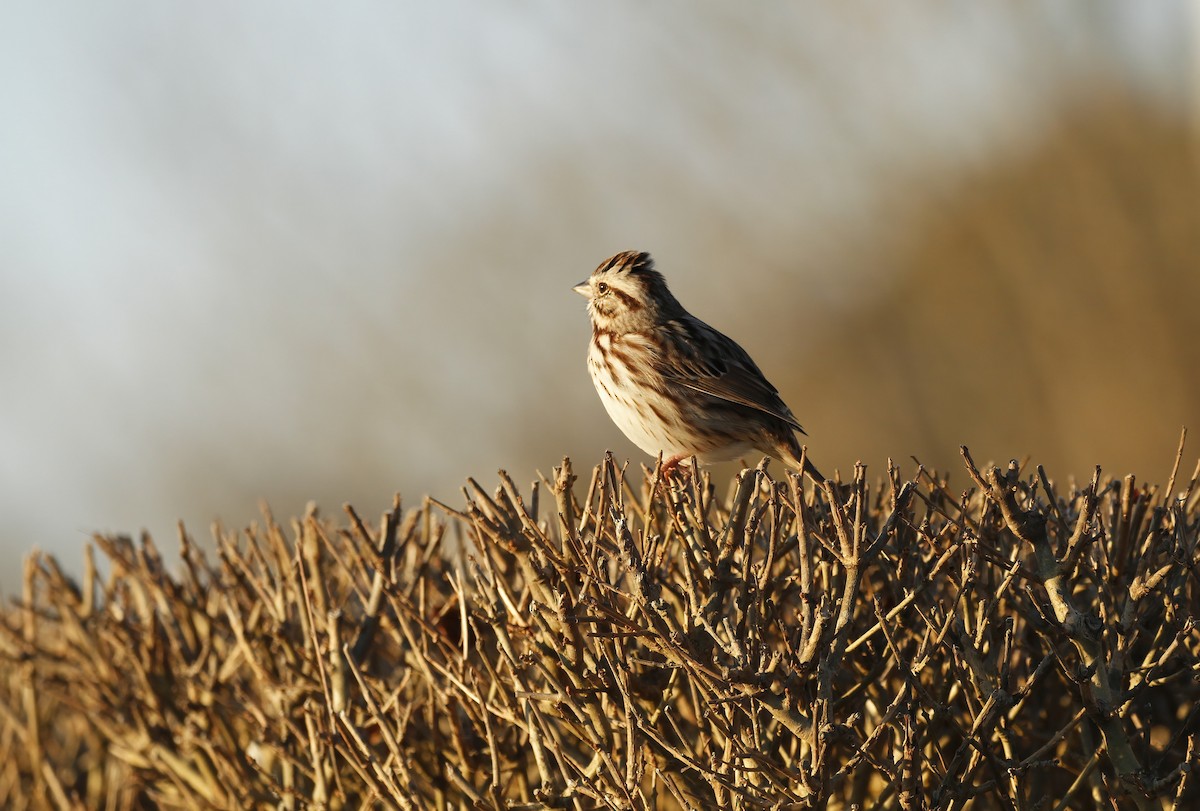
1 3 1197 592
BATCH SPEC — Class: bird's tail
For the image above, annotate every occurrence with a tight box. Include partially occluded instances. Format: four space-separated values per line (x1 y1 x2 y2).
771 436 825 485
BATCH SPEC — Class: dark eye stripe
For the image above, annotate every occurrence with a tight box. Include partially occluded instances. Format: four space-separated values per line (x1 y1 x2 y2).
611 287 643 311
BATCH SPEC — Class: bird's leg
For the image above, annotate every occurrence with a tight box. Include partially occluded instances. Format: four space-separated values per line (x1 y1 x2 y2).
662 455 681 482
660 455 685 482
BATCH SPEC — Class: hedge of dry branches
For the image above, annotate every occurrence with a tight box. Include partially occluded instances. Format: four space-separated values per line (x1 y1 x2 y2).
2 447 1199 810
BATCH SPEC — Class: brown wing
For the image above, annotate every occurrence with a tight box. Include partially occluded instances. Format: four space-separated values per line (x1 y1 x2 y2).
656 317 806 434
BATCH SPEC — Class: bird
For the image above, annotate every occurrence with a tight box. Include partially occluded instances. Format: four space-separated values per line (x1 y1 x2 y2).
574 250 823 483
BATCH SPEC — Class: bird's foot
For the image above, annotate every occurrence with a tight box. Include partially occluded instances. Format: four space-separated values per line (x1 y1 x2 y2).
659 455 693 484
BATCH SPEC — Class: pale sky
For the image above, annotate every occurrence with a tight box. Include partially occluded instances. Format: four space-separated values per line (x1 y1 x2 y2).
0 2 1190 591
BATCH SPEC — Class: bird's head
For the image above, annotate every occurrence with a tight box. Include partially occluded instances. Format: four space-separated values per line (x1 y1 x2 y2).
573 251 681 335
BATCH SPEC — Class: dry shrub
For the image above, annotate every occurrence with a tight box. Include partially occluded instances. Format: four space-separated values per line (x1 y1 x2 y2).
2 446 1199 810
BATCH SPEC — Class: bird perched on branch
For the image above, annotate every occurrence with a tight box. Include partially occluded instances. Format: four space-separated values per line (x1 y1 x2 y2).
574 250 823 483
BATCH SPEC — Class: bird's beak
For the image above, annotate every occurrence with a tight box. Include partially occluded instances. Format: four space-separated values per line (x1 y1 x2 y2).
572 280 590 297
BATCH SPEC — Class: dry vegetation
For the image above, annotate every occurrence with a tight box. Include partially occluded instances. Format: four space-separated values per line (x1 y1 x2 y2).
2 443 1200 810
797 92 1200 479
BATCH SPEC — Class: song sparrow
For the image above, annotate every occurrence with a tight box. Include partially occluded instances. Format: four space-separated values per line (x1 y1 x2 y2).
574 251 823 482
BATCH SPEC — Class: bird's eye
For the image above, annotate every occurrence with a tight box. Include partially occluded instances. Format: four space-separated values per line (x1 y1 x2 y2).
597 282 609 294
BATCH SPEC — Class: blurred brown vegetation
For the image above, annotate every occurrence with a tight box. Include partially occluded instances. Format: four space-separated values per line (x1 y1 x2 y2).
2 448 1199 809
794 88 1199 479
